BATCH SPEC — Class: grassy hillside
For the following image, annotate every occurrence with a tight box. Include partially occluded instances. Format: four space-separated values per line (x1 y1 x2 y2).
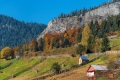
17 57 78 79
0 58 44 79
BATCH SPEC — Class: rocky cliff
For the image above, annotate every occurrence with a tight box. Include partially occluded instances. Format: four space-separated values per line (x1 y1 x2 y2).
37 2 120 40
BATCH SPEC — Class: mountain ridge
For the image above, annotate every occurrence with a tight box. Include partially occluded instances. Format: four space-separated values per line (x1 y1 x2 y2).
37 1 120 40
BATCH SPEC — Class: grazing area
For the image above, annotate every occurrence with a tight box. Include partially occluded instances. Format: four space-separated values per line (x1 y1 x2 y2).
0 58 44 80
16 57 78 79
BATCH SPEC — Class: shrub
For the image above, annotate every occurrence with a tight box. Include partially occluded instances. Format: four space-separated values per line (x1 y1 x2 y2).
32 52 38 57
51 62 61 73
71 54 76 57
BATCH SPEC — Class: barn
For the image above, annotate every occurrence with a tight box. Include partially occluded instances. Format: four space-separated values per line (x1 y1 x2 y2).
86 65 108 79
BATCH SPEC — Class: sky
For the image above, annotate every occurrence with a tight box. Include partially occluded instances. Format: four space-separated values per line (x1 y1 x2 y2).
0 0 110 25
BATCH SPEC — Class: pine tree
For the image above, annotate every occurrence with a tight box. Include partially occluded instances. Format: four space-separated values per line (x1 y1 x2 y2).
38 38 44 51
76 44 86 56
77 28 82 42
101 35 110 52
87 36 95 53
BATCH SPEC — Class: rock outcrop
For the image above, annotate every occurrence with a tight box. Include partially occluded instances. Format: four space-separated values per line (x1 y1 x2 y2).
37 2 120 41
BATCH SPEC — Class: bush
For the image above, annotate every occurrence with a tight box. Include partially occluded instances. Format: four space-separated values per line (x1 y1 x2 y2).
51 62 61 73
32 52 38 57
71 54 76 57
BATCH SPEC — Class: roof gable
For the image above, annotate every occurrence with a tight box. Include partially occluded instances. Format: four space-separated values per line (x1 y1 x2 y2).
87 66 95 72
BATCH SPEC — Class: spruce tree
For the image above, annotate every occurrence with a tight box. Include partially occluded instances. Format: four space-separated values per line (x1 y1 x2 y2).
101 35 110 52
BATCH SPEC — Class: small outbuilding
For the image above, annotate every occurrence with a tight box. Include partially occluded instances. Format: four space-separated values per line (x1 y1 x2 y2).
86 65 108 79
79 56 89 64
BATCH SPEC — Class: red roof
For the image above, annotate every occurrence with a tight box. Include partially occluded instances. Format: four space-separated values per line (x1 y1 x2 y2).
87 66 95 72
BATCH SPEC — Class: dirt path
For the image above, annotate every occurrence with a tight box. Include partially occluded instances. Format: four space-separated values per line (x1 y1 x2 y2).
45 65 88 80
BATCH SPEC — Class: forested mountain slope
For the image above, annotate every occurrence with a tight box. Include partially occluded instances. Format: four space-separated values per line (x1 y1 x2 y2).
0 14 47 49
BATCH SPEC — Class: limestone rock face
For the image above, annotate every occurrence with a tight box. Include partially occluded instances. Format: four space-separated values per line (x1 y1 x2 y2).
37 2 120 41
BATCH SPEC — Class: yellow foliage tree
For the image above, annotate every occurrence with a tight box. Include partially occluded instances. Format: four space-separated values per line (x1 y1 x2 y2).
1 47 14 59
81 24 92 47
94 38 101 53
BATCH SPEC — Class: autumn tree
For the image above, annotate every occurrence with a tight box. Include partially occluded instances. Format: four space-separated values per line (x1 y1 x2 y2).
1 47 14 59
64 32 68 38
13 46 19 57
29 40 38 52
94 37 101 53
81 24 92 48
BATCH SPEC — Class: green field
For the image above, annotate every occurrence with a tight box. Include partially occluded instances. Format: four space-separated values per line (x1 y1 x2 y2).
110 38 120 47
0 58 17 67
0 58 43 79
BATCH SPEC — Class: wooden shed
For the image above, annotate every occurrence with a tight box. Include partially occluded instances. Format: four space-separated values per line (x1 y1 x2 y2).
79 56 89 64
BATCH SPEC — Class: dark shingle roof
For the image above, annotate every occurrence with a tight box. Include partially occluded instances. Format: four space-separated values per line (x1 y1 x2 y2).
80 56 89 61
